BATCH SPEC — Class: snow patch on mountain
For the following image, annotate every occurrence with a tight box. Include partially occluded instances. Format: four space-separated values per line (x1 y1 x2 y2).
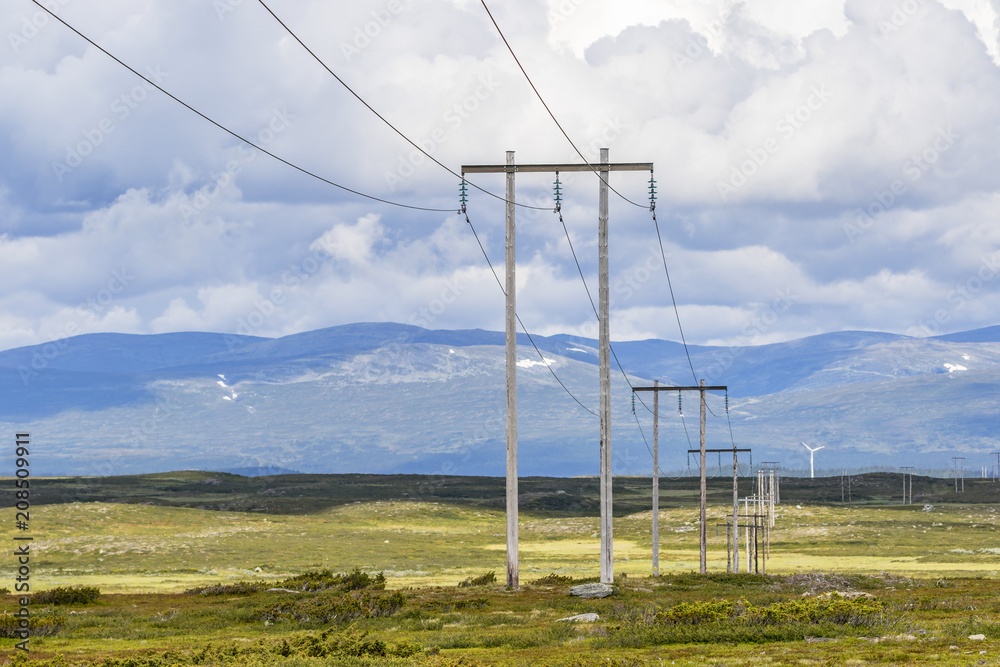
518 357 556 369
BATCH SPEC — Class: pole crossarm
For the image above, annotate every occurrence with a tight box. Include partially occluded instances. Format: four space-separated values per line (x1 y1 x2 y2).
633 385 728 392
462 162 653 174
688 448 752 454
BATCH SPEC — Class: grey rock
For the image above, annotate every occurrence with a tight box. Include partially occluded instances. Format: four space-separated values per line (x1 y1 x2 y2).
569 583 614 598
556 613 600 622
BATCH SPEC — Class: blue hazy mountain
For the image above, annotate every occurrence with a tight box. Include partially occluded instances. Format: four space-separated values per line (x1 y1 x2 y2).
0 323 997 478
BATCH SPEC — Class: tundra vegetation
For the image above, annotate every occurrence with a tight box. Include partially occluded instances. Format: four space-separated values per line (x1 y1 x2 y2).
0 471 999 665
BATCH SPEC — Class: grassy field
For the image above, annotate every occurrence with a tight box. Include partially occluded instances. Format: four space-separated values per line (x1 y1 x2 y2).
1 471 999 665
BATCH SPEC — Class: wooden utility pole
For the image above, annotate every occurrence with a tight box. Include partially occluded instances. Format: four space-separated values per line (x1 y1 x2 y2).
462 153 653 588
953 457 965 493
598 148 614 584
503 150 518 590
732 442 739 572
900 466 915 505
699 379 707 573
652 380 659 576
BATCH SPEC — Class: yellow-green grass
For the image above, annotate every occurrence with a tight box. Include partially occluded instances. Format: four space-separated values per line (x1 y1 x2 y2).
2 499 999 593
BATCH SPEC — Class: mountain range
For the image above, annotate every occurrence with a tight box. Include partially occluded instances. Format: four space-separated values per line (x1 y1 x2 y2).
1 322 998 478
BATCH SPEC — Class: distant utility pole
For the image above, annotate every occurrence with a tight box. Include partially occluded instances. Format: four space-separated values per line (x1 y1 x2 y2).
652 380 659 576
634 382 730 574
900 466 915 505
952 457 965 493
464 151 653 587
994 452 999 483
761 462 781 506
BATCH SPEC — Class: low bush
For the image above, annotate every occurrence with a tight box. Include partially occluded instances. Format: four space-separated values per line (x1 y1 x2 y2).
185 581 268 596
185 568 386 596
0 612 65 637
458 571 496 588
603 593 895 647
531 573 574 586
256 589 405 625
276 568 386 592
32 585 100 605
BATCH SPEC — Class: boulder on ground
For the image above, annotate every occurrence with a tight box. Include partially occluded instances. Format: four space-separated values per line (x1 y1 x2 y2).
556 613 600 622
569 583 614 598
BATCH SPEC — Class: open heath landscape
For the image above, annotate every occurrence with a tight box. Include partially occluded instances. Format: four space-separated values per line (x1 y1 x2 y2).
2 471 1000 665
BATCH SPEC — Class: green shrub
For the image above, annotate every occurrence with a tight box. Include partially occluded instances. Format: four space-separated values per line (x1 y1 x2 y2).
531 573 574 586
656 599 738 625
604 593 893 646
277 568 386 592
185 581 268 596
0 612 65 637
32 585 100 605
257 589 405 625
186 568 386 597
185 627 421 661
458 571 496 587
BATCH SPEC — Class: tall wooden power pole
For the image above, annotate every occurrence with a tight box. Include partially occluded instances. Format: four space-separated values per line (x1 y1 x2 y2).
598 148 614 584
462 152 652 588
504 150 518 589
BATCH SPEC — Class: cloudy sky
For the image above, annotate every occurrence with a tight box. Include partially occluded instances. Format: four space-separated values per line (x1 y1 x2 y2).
1 0 999 353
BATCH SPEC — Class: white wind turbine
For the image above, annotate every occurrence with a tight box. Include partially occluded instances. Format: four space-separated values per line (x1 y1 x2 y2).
801 442 825 479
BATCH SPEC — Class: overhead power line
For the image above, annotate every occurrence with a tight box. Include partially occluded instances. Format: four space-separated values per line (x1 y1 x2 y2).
652 210 698 384
463 210 597 417
255 0 550 212
479 0 647 210
31 0 453 213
